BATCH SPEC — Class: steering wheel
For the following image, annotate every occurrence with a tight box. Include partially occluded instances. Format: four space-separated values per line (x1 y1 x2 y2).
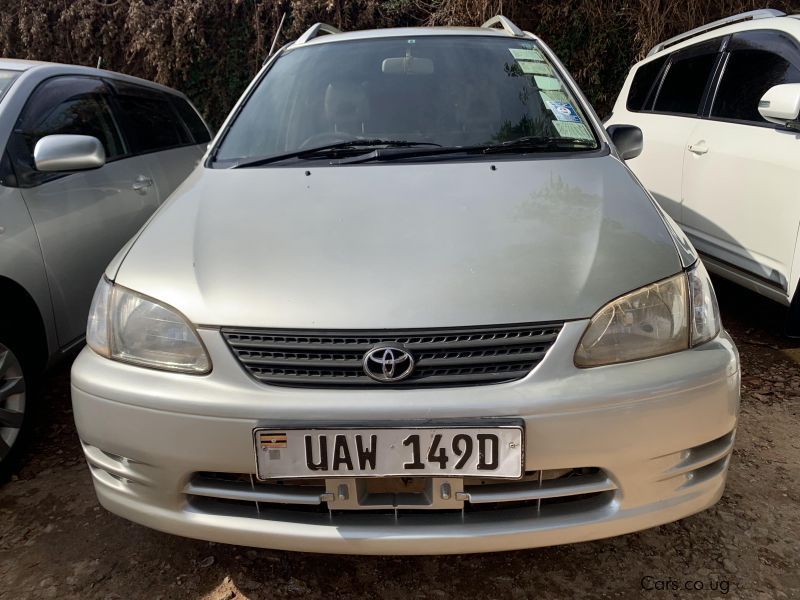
299 132 359 149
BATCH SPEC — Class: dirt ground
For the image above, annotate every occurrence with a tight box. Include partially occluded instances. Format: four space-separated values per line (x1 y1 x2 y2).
1 278 798 600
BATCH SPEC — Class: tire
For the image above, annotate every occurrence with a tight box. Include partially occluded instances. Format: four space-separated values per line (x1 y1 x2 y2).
0 339 30 482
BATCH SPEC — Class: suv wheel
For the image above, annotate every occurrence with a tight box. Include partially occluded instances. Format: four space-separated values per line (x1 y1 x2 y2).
0 341 27 481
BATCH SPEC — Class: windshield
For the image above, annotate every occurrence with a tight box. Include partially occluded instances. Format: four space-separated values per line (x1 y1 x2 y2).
214 36 598 165
0 69 20 101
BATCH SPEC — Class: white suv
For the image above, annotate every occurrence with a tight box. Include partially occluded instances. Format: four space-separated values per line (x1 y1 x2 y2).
607 10 800 333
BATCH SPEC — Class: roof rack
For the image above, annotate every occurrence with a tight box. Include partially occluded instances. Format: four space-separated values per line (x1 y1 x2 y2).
481 15 524 37
647 9 785 56
295 22 342 45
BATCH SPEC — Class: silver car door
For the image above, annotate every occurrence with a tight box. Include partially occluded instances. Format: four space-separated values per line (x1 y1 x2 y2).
106 83 210 202
9 76 159 346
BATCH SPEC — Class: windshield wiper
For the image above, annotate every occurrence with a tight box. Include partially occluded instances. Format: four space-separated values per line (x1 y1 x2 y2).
338 136 598 164
480 136 597 154
229 139 441 168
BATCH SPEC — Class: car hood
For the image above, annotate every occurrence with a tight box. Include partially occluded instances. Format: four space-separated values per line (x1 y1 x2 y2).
115 156 681 328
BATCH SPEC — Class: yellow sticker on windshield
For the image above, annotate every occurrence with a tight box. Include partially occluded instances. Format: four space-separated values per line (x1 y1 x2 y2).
534 75 562 91
518 61 553 75
510 48 545 62
539 90 570 104
552 121 593 140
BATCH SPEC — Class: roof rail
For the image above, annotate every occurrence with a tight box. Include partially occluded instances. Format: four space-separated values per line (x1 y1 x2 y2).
296 22 342 45
647 9 785 56
481 15 524 37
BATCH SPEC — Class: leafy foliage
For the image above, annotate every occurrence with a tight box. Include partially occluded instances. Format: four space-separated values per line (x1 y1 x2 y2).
0 1 797 127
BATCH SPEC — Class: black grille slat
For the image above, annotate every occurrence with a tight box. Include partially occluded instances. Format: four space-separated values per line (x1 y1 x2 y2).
416 349 548 368
222 323 562 389
236 355 365 369
223 331 560 353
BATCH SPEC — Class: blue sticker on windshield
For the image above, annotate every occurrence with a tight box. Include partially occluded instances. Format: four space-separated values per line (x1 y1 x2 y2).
545 101 582 123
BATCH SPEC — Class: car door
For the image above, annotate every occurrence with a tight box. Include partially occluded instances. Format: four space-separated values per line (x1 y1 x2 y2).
108 82 209 202
623 40 723 222
6 76 160 346
681 30 800 296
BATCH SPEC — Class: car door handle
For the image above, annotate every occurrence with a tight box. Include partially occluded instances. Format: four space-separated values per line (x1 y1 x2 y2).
132 175 154 192
687 143 708 155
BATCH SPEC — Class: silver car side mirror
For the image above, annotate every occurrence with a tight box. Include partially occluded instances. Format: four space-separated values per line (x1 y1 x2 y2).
33 134 106 172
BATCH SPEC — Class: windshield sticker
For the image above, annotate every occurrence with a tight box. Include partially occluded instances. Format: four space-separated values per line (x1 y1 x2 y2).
510 48 545 62
552 120 593 140
518 61 553 75
539 90 570 104
545 100 582 123
534 75 562 91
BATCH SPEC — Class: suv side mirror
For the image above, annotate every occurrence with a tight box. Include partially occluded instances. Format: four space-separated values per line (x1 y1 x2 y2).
758 83 800 128
606 125 643 160
33 134 106 172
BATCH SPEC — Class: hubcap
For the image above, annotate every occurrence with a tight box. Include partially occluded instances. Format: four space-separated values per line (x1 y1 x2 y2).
0 343 26 462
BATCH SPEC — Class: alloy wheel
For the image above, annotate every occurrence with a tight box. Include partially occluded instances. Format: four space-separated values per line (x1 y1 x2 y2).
0 343 26 462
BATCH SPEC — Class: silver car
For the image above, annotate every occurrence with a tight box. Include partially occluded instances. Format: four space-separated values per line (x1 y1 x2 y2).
71 18 740 554
0 59 210 478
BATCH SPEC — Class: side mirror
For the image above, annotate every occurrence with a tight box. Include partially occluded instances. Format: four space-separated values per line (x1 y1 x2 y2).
33 134 106 172
606 124 643 160
758 83 800 127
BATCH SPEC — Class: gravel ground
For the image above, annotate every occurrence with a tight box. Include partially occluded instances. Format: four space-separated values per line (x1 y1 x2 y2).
1 278 798 599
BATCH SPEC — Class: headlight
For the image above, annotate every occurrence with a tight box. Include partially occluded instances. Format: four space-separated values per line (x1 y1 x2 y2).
574 262 721 367
86 277 211 374
574 273 688 367
687 260 721 345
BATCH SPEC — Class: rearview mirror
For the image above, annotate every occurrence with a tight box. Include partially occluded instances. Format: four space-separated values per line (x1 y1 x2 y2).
382 56 434 75
33 134 106 172
758 83 800 127
606 124 643 160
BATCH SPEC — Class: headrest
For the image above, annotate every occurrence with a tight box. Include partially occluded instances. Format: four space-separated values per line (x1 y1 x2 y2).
324 81 370 129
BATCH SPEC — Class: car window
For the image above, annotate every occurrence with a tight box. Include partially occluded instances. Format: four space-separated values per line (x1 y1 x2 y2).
6 76 124 187
653 42 720 116
712 32 800 124
171 96 212 143
17 78 123 158
214 36 599 164
0 69 19 101
626 56 667 112
113 85 191 153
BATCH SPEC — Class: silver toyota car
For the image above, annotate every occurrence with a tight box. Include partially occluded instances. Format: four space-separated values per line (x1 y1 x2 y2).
71 17 740 555
0 59 210 479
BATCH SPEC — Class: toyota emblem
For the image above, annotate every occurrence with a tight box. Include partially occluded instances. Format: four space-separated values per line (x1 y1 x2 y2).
362 344 415 383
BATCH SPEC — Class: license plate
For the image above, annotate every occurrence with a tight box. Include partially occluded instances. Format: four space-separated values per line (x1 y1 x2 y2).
253 425 524 479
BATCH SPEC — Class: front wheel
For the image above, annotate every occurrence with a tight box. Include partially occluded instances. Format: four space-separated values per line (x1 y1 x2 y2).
0 341 28 481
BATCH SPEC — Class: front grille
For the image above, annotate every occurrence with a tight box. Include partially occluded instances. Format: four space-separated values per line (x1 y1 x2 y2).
221 323 563 388
185 468 616 520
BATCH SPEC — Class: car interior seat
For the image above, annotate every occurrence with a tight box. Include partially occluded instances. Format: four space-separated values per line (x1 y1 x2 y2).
324 81 370 136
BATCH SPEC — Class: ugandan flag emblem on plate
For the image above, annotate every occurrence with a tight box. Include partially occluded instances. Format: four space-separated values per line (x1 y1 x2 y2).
259 431 288 449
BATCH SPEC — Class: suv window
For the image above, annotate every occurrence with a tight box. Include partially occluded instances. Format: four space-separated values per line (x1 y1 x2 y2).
626 56 667 111
0 69 19 101
6 76 124 187
171 96 211 143
112 83 191 153
712 32 800 124
214 36 599 164
654 42 720 116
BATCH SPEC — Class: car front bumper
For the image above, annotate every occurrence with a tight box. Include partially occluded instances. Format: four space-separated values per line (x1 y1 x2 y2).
71 321 740 555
